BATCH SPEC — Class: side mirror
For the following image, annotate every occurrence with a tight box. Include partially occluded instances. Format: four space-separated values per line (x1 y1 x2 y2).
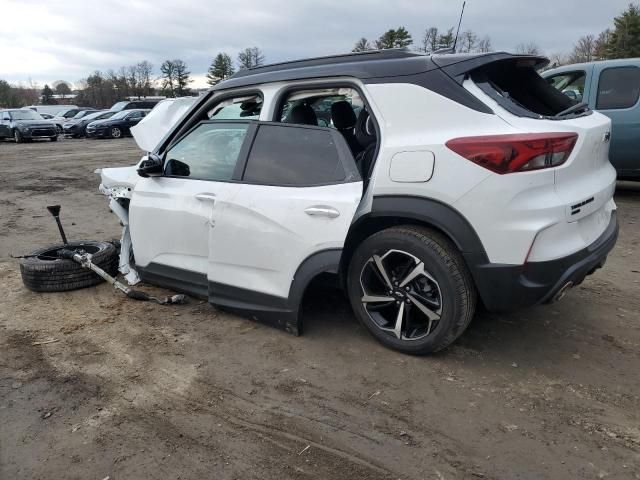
137 154 164 178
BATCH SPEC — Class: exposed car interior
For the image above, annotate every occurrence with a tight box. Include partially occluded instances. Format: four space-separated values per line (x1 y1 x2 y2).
278 87 379 182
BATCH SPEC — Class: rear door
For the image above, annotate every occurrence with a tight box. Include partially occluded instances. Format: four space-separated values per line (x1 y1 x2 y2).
592 65 640 177
208 122 362 301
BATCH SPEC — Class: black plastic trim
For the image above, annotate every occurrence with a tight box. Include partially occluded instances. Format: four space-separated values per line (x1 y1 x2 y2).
471 211 618 311
137 263 208 300
137 249 342 336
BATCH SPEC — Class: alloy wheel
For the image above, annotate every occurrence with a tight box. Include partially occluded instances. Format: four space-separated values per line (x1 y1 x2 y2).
111 127 122 138
360 249 442 341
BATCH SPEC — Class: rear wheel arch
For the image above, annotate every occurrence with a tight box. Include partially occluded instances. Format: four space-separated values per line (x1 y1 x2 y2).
340 196 489 282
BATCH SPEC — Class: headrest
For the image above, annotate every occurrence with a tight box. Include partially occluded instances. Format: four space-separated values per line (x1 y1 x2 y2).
355 109 376 148
330 101 357 130
288 104 317 125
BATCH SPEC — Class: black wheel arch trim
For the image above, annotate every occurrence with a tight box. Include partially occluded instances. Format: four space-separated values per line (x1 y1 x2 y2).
137 249 342 336
351 195 488 255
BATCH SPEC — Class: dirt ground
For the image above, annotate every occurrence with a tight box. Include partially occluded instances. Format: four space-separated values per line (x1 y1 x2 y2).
1 137 639 480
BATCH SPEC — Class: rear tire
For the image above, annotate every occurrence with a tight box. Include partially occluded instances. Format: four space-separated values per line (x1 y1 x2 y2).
347 226 476 355
110 126 122 138
20 240 118 292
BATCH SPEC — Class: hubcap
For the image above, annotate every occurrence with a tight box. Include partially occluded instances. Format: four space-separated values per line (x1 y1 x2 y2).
360 249 442 341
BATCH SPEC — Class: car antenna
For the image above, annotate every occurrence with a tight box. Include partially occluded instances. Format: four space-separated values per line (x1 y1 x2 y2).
452 1 466 53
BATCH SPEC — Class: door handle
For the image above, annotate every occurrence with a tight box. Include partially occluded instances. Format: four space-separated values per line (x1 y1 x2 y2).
304 206 340 218
195 193 216 203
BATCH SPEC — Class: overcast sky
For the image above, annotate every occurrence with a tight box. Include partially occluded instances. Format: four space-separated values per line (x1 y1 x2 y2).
0 0 632 88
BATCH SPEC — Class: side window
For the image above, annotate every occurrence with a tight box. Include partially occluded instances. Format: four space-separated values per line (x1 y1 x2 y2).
243 124 346 186
547 71 586 102
127 111 142 119
208 94 262 120
164 122 249 181
1 112 10 121
596 67 640 110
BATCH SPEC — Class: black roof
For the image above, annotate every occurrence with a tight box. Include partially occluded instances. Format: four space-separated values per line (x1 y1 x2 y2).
214 49 549 91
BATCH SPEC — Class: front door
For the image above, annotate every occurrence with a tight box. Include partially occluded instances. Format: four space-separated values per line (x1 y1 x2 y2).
128 121 252 296
208 122 363 302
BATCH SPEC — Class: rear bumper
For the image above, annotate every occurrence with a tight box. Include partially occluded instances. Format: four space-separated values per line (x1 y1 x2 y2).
468 211 618 312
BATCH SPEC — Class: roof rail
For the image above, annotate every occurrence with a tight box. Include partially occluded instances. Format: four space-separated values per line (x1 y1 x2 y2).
231 48 424 78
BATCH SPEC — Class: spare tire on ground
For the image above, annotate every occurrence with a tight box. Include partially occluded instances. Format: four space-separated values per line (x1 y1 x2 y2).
20 240 118 292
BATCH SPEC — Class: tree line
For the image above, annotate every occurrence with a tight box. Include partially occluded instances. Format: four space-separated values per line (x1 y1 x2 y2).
551 3 640 67
1 4 638 109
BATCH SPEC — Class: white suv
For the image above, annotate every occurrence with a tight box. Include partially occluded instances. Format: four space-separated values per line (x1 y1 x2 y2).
100 50 618 354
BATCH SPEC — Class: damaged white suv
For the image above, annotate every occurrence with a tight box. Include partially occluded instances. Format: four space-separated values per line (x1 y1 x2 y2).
100 50 618 354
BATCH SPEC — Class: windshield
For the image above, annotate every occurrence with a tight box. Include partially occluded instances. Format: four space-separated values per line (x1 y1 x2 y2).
87 111 113 121
9 110 43 121
72 110 92 119
110 101 128 111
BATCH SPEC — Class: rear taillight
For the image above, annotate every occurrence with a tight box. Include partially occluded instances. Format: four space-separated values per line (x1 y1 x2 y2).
445 133 578 174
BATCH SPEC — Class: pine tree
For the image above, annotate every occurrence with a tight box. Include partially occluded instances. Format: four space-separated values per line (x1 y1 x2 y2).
606 3 640 58
41 84 56 104
375 27 413 49
206 53 235 85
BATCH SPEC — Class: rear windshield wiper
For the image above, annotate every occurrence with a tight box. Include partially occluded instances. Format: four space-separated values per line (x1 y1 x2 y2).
555 102 589 118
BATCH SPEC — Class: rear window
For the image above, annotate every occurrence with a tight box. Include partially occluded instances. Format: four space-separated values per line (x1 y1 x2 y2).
472 60 588 119
596 67 640 110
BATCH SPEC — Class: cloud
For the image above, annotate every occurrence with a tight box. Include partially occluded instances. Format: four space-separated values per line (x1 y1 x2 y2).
0 0 631 87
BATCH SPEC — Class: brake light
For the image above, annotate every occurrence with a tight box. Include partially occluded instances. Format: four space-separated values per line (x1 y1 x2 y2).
445 133 578 174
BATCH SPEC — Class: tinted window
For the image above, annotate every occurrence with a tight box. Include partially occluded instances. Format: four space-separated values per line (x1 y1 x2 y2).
597 67 640 109
243 125 345 186
164 122 248 181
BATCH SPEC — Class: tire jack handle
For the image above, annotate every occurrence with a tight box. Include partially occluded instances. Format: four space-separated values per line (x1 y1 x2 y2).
47 205 69 245
57 248 186 305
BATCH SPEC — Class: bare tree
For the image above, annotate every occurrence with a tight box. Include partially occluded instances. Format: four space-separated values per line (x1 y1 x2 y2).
418 27 439 53
352 38 372 52
459 30 478 53
569 34 596 63
515 42 541 55
477 36 492 53
237 47 265 70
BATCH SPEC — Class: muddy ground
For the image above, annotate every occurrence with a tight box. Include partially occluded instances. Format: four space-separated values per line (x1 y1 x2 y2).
1 137 639 480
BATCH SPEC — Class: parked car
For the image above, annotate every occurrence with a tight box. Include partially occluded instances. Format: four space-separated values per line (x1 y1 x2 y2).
543 59 640 180
99 50 618 354
86 109 149 138
110 100 160 112
39 113 55 119
52 107 96 133
63 110 115 137
0 108 58 142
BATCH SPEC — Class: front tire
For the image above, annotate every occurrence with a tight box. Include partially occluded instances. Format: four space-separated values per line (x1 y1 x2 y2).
347 226 476 355
110 126 122 138
13 130 23 143
50 136 58 142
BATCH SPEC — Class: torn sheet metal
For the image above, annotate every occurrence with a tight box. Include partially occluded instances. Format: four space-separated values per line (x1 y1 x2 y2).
130 96 198 153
